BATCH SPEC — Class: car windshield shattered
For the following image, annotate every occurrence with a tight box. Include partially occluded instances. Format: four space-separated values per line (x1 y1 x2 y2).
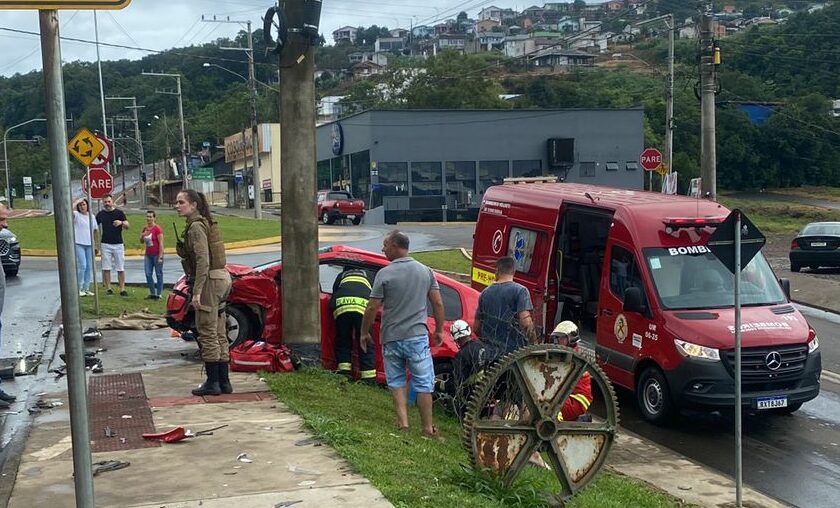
644 248 786 310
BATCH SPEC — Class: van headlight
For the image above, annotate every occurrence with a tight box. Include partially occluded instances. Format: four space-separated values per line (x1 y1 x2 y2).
808 336 819 354
675 339 720 361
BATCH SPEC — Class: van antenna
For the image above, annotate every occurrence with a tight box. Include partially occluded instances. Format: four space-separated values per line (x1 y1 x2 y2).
584 192 596 203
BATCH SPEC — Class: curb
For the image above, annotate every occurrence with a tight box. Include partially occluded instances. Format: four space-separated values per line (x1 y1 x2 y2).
21 236 282 257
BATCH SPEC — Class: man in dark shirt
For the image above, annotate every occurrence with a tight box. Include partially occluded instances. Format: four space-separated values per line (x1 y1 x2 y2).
474 256 536 357
96 194 130 296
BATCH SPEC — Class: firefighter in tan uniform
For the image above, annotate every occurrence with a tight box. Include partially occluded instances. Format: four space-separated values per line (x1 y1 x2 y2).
175 190 232 396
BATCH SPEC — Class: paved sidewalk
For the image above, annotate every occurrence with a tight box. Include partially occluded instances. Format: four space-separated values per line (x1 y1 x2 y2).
6 329 392 508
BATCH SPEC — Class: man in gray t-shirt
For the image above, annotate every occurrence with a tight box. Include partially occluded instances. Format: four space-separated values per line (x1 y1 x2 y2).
361 230 445 437
474 256 537 357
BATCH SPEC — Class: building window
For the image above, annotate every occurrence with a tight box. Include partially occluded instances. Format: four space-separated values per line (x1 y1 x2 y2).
350 150 371 204
445 161 477 207
606 161 619 172
610 245 643 301
317 160 331 190
330 156 349 190
626 161 638 171
579 161 596 178
411 161 442 196
479 160 509 194
378 162 408 196
512 160 542 177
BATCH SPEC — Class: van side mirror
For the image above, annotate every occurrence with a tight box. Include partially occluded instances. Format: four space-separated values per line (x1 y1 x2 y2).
779 278 791 300
623 287 647 314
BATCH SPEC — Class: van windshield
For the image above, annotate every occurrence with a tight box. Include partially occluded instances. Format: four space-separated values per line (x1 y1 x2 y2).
643 248 785 310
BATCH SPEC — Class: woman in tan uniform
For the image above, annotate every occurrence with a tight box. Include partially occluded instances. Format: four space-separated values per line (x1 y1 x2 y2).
175 190 232 396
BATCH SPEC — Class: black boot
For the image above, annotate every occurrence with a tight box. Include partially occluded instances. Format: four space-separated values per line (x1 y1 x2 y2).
218 362 233 394
192 363 221 396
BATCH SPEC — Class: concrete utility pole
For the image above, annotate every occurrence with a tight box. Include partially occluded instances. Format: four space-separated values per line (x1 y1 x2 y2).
700 2 717 199
202 15 263 219
665 14 674 179
39 10 95 507
279 0 321 345
142 72 188 190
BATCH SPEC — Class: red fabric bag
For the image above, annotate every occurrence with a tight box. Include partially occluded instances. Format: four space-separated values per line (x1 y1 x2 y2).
230 340 297 373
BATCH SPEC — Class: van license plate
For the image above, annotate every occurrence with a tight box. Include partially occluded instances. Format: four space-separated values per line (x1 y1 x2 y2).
347 215 355 219
757 396 788 410
811 242 827 247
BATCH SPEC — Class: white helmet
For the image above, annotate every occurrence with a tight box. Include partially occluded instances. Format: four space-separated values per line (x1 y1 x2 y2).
450 319 472 341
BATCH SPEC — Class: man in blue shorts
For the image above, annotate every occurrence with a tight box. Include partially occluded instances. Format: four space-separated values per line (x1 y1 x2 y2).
361 230 445 436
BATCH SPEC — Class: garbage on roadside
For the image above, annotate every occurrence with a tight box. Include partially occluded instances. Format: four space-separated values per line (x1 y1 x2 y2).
142 427 188 443
32 399 63 410
275 501 303 508
92 460 130 476
98 311 167 330
286 464 322 475
1 353 43 379
236 453 253 463
230 341 299 373
83 327 103 341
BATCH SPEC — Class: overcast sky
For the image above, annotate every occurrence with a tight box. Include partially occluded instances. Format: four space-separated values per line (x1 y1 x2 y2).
0 0 549 77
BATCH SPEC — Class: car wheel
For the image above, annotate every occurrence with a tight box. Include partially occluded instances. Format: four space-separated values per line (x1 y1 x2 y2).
4 269 17 278
770 402 803 416
352 216 362 225
321 211 334 225
225 306 253 348
790 263 801 273
637 366 675 425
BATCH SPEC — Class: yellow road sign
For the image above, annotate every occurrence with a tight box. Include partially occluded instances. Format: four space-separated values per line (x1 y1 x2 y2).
0 0 131 9
67 127 105 167
655 162 669 176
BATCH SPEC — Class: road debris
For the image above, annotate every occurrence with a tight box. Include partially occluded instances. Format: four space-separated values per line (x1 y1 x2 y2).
92 460 130 476
236 453 253 463
297 480 316 486
274 501 302 508
287 464 322 475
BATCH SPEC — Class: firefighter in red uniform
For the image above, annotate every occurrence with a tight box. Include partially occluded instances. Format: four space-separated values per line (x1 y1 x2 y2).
330 268 377 382
549 320 593 422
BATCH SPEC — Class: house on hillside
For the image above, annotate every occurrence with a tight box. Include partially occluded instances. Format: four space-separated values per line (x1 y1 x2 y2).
523 5 545 19
604 1 624 12
544 2 574 13
504 34 558 58
471 31 505 51
317 96 347 125
375 37 405 53
333 26 358 44
390 28 408 38
475 18 501 33
437 34 467 52
348 51 389 66
412 25 434 38
557 16 580 32
679 20 698 39
350 61 385 80
478 5 503 21
530 48 595 69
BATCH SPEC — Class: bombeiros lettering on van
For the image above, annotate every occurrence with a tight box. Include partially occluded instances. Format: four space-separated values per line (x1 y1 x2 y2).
481 200 511 216
667 245 712 256
727 321 792 334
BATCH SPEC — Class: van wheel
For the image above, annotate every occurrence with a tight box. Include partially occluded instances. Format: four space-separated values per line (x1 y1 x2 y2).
637 367 675 425
770 402 803 416
790 263 801 273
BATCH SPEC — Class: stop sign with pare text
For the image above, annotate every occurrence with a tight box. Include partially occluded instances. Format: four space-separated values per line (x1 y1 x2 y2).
639 148 663 172
82 167 114 199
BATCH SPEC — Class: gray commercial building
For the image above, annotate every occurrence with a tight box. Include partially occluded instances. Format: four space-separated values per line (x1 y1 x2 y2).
316 109 644 223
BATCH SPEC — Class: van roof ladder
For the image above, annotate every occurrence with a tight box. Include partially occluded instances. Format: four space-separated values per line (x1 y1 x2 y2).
503 176 561 185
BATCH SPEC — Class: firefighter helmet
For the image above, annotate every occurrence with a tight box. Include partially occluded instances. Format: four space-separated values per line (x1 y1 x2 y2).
450 319 472 341
551 320 580 347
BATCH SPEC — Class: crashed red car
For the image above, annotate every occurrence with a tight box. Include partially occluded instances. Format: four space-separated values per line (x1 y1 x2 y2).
166 245 478 384
317 190 365 225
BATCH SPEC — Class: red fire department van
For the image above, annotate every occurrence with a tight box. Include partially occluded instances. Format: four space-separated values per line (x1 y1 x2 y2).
471 179 822 424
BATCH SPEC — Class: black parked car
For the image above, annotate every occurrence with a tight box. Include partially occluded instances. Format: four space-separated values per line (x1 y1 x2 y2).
790 222 840 272
1 227 20 277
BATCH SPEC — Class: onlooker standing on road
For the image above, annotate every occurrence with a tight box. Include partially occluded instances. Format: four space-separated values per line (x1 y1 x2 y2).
72 198 94 296
0 204 16 409
474 256 537 358
360 231 445 436
140 210 164 300
95 194 129 297
175 190 232 396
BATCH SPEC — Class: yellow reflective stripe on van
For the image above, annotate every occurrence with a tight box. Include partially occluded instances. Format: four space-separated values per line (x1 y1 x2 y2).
471 267 496 286
340 276 372 289
570 393 591 411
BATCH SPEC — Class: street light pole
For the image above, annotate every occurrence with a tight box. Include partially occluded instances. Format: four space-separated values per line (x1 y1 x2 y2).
3 118 46 206
142 72 188 190
202 15 262 218
106 96 146 205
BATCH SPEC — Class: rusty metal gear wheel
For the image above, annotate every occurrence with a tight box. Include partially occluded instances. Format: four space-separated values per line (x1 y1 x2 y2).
462 344 619 503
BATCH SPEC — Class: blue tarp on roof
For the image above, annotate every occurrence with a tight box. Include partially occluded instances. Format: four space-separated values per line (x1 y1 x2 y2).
736 103 776 125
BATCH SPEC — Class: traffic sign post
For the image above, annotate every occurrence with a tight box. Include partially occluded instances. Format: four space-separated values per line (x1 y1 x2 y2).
706 209 766 508
67 127 104 167
640 147 663 193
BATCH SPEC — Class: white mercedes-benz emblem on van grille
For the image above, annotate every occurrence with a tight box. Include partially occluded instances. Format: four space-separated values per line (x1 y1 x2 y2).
765 351 782 371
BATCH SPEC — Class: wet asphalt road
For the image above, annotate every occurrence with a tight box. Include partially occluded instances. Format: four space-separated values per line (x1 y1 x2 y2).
3 222 840 506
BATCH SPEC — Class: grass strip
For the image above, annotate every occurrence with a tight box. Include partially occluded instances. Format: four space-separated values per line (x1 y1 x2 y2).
266 368 685 508
413 249 471 274
10 214 280 252
79 284 168 319
718 196 840 234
